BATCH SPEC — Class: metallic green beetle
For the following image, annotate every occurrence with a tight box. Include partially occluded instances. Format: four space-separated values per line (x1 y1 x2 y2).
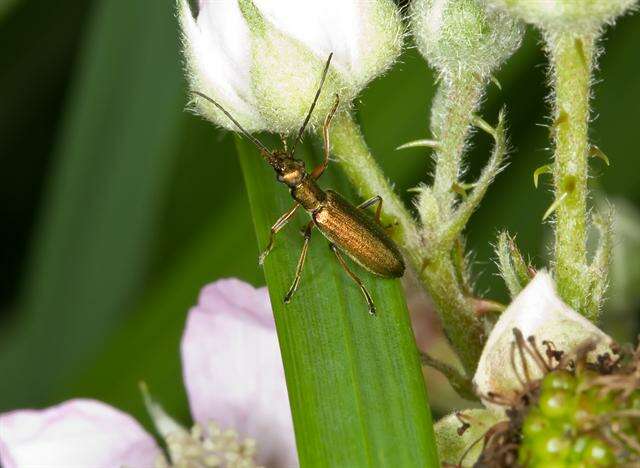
195 54 405 315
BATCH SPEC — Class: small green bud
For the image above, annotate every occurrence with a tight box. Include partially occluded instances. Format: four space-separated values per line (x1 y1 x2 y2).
484 0 638 35
411 0 524 79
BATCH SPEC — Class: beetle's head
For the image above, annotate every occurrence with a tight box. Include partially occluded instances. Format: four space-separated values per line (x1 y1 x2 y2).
265 150 306 187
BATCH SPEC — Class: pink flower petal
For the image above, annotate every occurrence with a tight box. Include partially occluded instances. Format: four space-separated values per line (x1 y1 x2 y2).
182 279 297 468
0 399 161 468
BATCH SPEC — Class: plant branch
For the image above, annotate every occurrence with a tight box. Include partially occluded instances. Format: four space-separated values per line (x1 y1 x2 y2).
437 110 507 250
420 352 476 401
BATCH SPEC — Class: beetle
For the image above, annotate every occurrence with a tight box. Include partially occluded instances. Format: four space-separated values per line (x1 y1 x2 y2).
194 54 405 315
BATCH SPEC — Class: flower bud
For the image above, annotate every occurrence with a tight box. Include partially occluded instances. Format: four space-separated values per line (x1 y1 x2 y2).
473 271 611 406
237 0 343 134
411 0 523 79
179 0 403 135
178 0 267 132
240 0 403 133
484 0 637 35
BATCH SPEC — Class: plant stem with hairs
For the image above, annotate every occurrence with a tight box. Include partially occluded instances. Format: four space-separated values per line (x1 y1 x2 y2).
547 33 594 315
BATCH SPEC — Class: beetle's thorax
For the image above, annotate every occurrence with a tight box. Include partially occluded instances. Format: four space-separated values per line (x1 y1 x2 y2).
291 176 326 212
270 153 326 212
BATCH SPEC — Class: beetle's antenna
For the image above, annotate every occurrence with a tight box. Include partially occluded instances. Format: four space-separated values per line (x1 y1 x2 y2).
290 53 333 156
193 91 272 155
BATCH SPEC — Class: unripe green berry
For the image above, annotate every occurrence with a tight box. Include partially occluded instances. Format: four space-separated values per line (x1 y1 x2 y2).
410 0 523 80
570 436 590 459
583 438 615 465
521 408 547 438
539 389 574 419
541 369 576 392
534 430 571 459
519 365 639 466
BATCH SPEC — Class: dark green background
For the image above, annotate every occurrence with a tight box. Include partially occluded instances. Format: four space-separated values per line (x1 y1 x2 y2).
1 0 639 429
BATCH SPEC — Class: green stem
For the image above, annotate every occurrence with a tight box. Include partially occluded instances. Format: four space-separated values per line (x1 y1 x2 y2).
431 74 483 214
328 112 484 374
549 33 594 313
419 257 485 374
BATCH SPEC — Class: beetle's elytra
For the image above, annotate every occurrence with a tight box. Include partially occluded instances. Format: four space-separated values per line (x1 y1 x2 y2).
194 53 405 315
313 190 405 278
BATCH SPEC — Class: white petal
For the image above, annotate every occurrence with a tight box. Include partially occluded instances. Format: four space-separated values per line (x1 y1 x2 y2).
181 279 297 468
252 0 402 86
473 271 612 404
0 399 160 468
179 0 266 131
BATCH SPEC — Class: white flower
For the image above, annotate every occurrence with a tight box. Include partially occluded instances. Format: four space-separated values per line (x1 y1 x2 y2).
0 279 297 468
0 400 159 468
179 0 403 134
473 270 612 406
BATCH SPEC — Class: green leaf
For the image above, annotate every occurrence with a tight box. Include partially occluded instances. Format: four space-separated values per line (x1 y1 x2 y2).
58 194 261 428
237 137 438 467
0 0 187 409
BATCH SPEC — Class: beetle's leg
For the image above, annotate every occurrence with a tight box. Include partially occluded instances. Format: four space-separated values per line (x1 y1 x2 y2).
311 94 340 180
284 221 314 304
259 203 300 265
329 243 376 315
357 195 383 224
358 195 397 231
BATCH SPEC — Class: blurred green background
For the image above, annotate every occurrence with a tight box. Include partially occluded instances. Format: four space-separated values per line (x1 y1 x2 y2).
1 0 639 429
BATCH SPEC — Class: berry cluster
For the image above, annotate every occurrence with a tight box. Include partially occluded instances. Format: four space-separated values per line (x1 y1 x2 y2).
519 367 640 467
475 333 640 467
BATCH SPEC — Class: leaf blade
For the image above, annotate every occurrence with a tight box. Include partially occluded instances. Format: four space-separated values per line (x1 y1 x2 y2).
237 136 438 467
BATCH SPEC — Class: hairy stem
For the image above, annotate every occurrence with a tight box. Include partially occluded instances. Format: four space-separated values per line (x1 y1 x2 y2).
419 256 485 373
548 33 594 314
328 111 484 374
431 74 484 214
